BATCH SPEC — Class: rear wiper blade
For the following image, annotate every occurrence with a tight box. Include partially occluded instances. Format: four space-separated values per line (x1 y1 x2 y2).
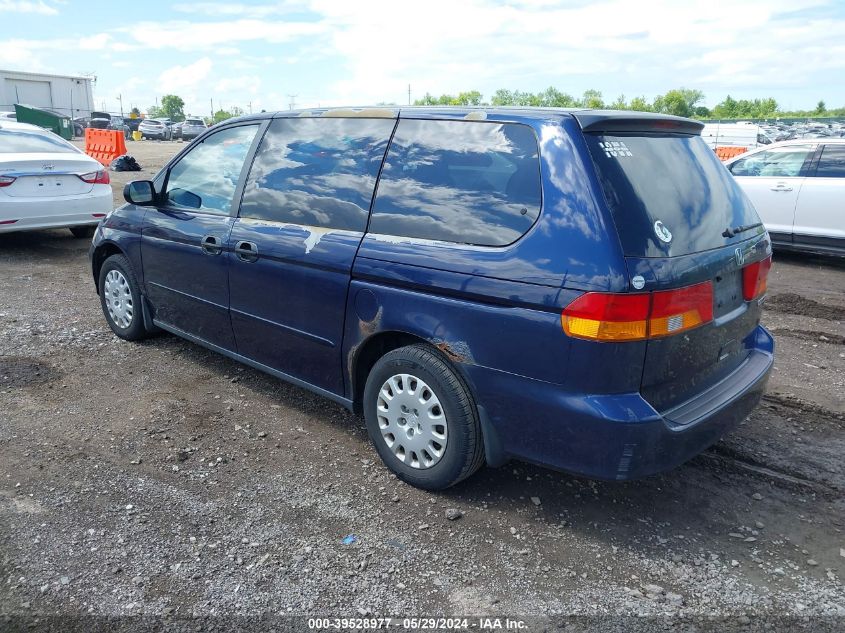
722 222 763 238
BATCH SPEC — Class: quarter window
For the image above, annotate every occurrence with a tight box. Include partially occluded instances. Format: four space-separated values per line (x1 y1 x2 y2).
370 119 541 246
239 117 395 231
165 124 259 215
729 145 815 178
815 145 845 178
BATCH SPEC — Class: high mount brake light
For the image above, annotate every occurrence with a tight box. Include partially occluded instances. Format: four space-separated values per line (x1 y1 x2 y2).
79 170 110 185
562 281 715 342
742 256 772 301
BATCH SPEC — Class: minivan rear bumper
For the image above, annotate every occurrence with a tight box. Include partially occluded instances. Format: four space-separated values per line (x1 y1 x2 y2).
468 325 774 480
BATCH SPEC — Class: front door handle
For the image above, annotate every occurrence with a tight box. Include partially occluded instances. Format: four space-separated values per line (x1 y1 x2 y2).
234 240 259 262
770 184 793 192
201 234 223 255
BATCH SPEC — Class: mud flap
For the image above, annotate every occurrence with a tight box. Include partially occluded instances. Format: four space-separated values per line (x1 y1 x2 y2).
477 404 508 468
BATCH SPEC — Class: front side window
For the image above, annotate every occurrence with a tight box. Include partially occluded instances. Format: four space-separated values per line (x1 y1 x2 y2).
370 119 541 246
729 145 815 178
239 117 394 231
165 124 259 215
815 145 845 178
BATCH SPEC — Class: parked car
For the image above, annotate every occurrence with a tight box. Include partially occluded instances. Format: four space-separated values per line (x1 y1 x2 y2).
171 121 184 140
138 118 172 140
0 120 111 237
89 107 774 490
89 111 131 139
725 139 845 256
72 116 90 138
180 118 207 140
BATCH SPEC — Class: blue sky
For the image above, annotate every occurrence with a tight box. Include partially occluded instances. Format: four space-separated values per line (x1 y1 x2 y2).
2 0 844 117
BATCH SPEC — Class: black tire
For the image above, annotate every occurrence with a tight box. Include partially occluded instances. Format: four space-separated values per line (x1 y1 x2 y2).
363 344 485 490
98 254 149 341
69 226 95 238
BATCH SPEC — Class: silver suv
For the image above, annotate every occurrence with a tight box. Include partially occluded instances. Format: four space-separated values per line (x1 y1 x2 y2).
180 118 207 141
138 118 172 141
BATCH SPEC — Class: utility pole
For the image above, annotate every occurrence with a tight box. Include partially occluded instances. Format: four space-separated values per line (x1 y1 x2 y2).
210 98 214 121
248 101 252 114
408 84 411 105
117 93 123 117
287 94 297 110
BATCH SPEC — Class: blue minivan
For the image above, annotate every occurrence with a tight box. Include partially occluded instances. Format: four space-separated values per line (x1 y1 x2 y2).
90 107 774 490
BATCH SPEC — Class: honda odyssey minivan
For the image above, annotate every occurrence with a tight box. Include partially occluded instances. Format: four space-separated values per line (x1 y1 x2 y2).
89 107 774 490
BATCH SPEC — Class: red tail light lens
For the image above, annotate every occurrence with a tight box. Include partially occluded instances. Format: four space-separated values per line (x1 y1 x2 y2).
561 292 650 341
562 282 714 342
649 282 714 338
79 170 110 185
0 175 16 187
742 256 772 301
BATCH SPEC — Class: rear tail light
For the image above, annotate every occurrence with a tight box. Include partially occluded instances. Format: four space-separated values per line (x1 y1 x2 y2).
562 281 714 342
0 175 16 187
79 170 110 185
0 219 18 225
742 256 772 301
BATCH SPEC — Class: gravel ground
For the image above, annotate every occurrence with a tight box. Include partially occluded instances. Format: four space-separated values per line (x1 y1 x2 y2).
1 140 844 631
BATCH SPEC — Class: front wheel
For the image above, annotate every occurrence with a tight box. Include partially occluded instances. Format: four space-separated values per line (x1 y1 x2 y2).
98 254 148 341
363 344 485 490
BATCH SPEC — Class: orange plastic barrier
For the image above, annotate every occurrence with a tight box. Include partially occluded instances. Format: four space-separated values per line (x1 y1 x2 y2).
84 128 127 167
715 146 748 161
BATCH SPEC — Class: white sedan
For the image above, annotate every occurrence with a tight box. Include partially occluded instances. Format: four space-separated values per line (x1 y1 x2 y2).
0 120 112 237
725 139 845 256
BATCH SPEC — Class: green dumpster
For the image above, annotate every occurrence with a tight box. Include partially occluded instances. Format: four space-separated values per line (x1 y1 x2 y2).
13 104 73 140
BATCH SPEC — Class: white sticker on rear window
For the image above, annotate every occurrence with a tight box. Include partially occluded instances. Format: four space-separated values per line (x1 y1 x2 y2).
598 140 633 158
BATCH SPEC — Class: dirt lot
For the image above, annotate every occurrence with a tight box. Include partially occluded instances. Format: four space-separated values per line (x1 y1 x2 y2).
1 140 844 631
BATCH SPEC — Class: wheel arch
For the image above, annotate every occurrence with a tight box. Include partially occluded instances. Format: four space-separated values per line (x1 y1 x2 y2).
350 330 429 414
91 241 126 292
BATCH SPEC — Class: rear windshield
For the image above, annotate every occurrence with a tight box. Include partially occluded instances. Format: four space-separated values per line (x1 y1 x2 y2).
185 119 204 126
0 128 79 153
585 134 762 257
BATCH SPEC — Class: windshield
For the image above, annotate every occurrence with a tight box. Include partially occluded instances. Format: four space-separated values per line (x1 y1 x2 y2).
0 128 80 154
585 134 763 257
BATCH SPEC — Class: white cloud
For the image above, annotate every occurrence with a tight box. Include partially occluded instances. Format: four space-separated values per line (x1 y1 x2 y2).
121 18 326 51
0 0 58 15
172 1 306 17
158 57 214 94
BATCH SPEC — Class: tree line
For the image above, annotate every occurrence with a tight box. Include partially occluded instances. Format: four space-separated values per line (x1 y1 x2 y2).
136 89 844 123
413 88 845 119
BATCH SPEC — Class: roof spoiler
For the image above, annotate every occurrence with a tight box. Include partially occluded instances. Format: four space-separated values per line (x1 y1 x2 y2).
573 111 704 135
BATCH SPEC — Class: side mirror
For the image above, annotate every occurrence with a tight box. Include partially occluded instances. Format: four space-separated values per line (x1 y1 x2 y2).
124 180 155 205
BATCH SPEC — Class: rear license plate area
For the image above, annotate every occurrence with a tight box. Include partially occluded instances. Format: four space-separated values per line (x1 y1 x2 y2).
713 268 743 318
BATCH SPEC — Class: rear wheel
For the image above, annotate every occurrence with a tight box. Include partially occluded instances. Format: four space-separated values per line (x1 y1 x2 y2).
98 254 148 341
363 344 485 490
69 226 95 239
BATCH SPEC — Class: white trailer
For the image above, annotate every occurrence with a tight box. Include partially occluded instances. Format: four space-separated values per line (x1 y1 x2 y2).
701 122 772 150
0 69 95 119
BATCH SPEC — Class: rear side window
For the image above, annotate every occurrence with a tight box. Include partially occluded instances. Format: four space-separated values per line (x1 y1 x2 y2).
239 117 395 231
370 119 541 246
0 128 79 153
729 145 815 177
586 134 762 257
815 145 845 178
